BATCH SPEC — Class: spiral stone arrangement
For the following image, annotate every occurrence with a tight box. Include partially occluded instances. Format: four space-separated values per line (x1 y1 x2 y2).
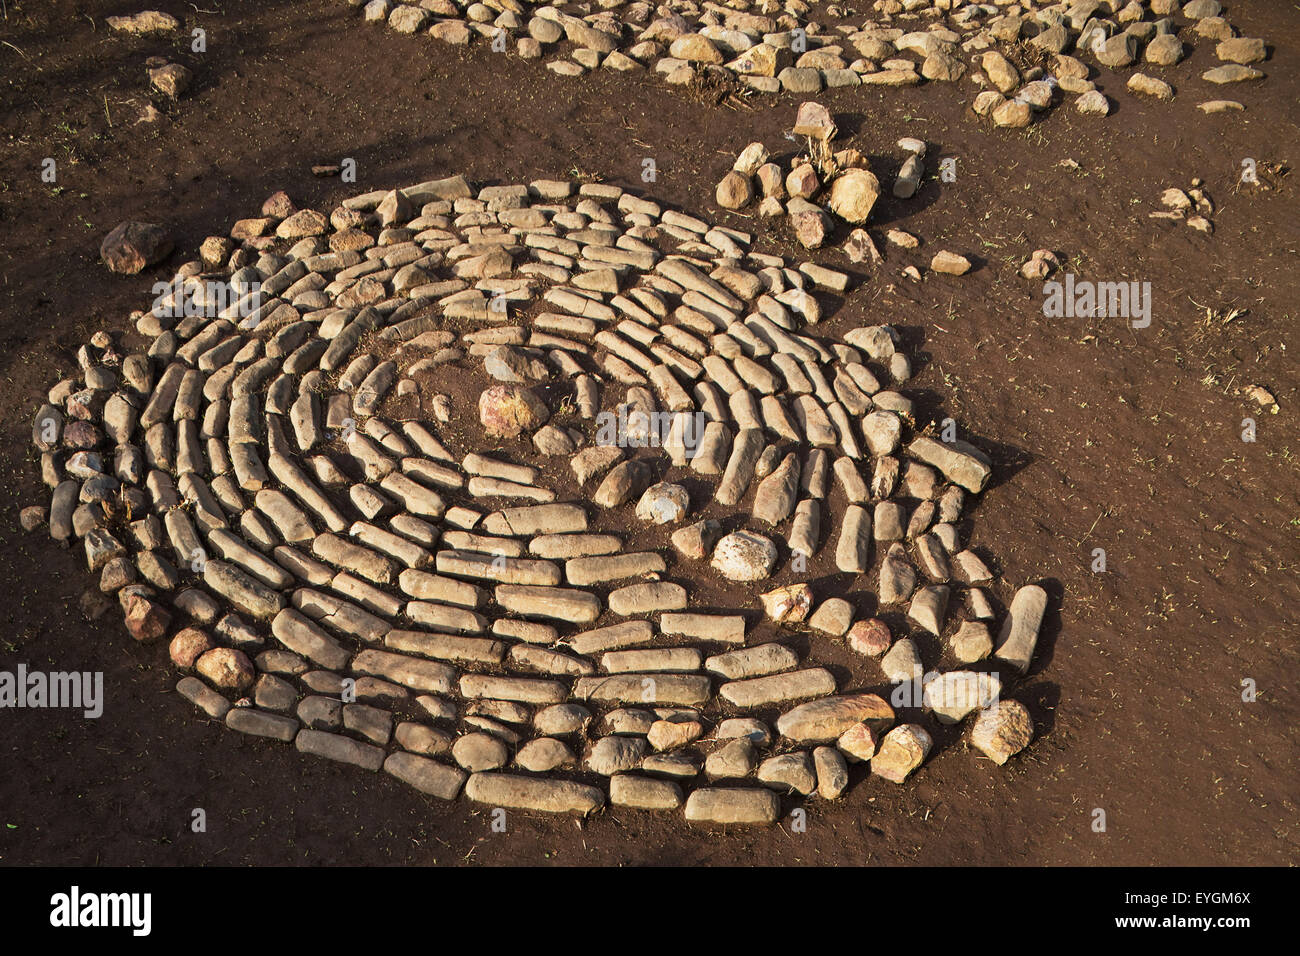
28 173 1045 823
350 0 1267 119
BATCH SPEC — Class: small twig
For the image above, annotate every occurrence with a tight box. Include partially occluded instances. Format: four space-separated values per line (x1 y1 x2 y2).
1 39 28 58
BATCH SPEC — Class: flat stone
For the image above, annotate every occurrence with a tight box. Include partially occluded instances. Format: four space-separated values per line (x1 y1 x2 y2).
464 772 604 815
610 774 683 810
225 707 298 741
684 788 779 824
296 729 385 770
383 752 466 799
720 668 836 708
776 693 894 743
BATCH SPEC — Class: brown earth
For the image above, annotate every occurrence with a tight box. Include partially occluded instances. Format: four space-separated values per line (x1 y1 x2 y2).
0 0 1297 866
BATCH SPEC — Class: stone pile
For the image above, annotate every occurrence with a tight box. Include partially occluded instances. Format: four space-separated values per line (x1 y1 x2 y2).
717 102 973 280
1150 178 1215 234
346 0 1268 117
29 172 1048 823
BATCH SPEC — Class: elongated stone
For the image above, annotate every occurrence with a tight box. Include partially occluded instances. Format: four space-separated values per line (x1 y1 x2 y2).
684 788 779 825
383 752 466 799
386 630 505 665
203 558 285 619
572 673 712 707
569 620 655 656
482 503 587 536
608 581 687 615
268 453 348 532
296 728 384 770
529 533 621 559
271 608 350 669
495 584 601 623
658 613 746 644
720 667 836 707
715 427 765 506
705 643 799 680
397 569 483 607
776 693 894 743
436 549 561 587
835 504 872 572
460 673 568 704
352 649 455 694
994 584 1048 672
610 774 683 810
379 471 446 519
313 533 395 584
907 436 992 493
566 552 666 586
753 452 800 525
464 772 604 815
601 647 702 673
352 521 433 569
207 528 292 589
405 601 487 634
226 707 298 741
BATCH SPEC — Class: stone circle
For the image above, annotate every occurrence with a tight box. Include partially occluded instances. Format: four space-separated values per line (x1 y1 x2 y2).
30 171 1051 824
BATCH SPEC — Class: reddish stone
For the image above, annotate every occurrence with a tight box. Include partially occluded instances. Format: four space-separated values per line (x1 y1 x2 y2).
848 618 892 657
123 593 171 642
261 190 297 219
100 221 173 275
478 385 549 438
169 627 215 669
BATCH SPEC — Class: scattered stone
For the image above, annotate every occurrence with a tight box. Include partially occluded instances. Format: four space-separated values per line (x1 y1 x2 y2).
100 222 173 275
970 700 1034 765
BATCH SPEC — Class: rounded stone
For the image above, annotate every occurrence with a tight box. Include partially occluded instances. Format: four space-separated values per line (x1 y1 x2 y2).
194 647 255 692
634 482 689 524
970 700 1034 765
827 168 881 224
168 627 215 668
452 732 509 772
478 385 549 438
711 531 778 582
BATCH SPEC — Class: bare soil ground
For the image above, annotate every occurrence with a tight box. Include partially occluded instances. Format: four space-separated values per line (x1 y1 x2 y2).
0 0 1296 866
